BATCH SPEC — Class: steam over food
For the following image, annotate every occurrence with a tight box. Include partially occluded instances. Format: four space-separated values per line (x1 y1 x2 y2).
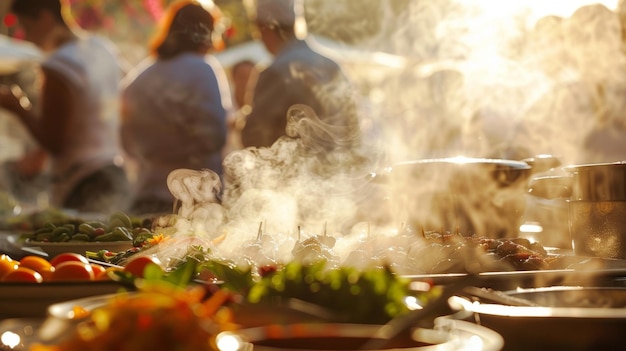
128 1 626 277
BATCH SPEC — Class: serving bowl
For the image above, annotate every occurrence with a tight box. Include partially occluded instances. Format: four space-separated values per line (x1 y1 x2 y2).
220 318 503 351
449 286 626 350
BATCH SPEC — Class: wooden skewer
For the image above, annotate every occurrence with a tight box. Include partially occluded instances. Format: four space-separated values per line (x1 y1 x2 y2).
256 221 263 241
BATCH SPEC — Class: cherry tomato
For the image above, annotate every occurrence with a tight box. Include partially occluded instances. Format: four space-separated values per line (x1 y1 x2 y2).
90 264 107 280
96 266 123 281
50 261 95 281
0 254 19 279
123 255 163 278
50 253 90 267
19 256 55 280
2 267 43 283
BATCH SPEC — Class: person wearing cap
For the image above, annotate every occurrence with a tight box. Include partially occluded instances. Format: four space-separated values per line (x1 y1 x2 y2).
240 0 361 152
0 0 129 213
120 0 231 215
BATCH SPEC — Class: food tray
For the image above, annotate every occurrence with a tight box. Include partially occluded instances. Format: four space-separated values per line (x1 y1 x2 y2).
6 233 134 257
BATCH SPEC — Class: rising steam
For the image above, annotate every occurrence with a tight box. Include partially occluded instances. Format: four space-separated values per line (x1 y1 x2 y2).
144 0 626 271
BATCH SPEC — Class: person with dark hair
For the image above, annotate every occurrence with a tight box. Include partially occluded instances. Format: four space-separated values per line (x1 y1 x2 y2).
120 0 231 215
0 0 129 213
240 0 361 152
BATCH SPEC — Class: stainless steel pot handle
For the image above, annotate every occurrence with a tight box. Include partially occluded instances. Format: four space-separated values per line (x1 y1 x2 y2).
527 175 572 200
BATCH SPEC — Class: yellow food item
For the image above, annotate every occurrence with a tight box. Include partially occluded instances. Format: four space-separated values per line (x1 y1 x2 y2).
30 284 235 351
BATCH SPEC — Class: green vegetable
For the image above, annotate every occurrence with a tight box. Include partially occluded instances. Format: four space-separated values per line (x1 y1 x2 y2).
96 227 133 242
69 233 90 241
87 220 107 229
108 211 132 228
56 233 71 242
78 223 96 235
51 226 72 241
247 262 417 324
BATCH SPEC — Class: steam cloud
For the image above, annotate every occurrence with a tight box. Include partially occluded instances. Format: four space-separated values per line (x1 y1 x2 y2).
144 0 626 271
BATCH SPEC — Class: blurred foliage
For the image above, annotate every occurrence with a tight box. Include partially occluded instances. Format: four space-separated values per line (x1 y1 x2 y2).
306 0 380 44
216 0 256 45
1 0 412 48
0 0 414 64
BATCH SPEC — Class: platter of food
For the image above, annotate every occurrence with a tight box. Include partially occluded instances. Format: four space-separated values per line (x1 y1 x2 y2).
5 210 156 257
26 284 233 350
0 252 133 319
12 236 136 257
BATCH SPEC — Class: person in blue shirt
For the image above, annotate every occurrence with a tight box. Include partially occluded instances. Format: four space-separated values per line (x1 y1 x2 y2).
120 0 231 215
240 0 361 153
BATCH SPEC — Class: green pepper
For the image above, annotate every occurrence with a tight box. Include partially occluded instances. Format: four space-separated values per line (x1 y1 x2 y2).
78 223 96 235
62 223 76 233
96 227 133 242
109 211 132 228
69 233 90 241
87 220 107 229
56 233 71 242
33 225 55 235
51 226 72 241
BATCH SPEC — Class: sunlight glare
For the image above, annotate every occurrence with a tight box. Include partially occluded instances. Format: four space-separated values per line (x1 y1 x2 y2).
470 0 619 25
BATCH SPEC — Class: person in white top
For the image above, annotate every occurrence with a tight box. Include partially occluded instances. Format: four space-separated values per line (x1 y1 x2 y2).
0 0 129 214
120 0 231 216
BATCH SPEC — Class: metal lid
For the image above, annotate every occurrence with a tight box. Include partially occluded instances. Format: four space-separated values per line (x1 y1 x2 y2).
564 160 626 173
394 156 532 171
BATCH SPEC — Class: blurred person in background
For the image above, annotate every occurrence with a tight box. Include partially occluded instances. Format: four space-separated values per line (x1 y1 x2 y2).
231 59 258 110
0 0 128 214
223 58 258 156
0 60 49 206
120 0 231 216
240 0 361 153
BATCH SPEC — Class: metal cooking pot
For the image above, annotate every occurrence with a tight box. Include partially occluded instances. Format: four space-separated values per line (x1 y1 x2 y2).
529 161 626 258
449 286 626 350
369 157 532 238
566 161 626 259
565 161 626 201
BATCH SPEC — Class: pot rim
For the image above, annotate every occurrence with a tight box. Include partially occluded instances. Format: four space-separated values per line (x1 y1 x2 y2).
394 156 531 171
564 160 626 172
